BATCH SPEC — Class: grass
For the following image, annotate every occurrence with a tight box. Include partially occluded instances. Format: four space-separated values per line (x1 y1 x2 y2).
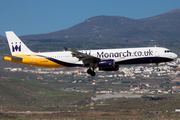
0 78 91 108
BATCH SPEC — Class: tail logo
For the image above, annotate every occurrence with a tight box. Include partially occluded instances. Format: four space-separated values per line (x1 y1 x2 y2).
12 42 21 52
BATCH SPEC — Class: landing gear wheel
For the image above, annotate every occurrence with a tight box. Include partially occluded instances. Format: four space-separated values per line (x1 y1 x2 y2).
90 71 96 76
87 69 92 74
87 68 96 76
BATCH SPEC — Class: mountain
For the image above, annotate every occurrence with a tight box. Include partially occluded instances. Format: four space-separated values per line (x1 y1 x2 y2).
20 10 179 36
20 16 137 39
0 9 164 55
0 35 5 40
19 9 180 49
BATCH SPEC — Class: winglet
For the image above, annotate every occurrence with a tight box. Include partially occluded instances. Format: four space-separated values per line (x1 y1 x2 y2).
64 47 68 51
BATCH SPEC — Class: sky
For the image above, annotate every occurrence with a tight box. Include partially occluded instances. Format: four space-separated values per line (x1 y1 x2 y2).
0 0 180 37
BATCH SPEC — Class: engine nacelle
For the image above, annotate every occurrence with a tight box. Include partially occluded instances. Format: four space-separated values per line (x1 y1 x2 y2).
98 60 119 71
98 59 115 68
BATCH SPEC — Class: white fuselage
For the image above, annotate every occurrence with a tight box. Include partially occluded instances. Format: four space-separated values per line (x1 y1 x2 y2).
28 46 177 67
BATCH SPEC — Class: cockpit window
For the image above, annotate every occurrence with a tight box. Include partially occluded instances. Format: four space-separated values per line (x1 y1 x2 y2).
164 50 172 53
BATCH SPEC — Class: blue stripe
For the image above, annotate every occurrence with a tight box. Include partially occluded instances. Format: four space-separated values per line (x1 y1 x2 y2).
116 57 173 65
38 55 82 67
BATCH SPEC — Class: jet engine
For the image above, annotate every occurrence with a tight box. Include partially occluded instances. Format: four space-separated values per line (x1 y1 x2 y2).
98 59 119 71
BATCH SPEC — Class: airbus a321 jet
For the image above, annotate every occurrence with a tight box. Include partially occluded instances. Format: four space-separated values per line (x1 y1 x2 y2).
4 31 178 76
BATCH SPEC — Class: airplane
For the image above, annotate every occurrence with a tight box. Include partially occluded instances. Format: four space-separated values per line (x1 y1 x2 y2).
4 31 178 76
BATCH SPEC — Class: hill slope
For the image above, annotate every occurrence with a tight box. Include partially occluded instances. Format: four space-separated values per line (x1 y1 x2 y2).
0 78 90 107
0 35 5 40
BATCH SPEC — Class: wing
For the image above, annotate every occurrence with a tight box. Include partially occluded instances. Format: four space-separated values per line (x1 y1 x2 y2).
64 47 100 66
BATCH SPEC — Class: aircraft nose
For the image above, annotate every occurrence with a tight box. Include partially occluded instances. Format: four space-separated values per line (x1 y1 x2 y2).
172 53 178 59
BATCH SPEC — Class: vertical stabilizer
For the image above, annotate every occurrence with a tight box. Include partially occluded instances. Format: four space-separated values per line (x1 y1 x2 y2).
5 31 33 55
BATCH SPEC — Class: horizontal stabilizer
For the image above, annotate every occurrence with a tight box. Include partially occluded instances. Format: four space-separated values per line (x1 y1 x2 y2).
4 54 23 61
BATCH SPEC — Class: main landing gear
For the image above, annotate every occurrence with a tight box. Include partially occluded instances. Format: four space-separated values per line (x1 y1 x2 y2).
87 68 96 76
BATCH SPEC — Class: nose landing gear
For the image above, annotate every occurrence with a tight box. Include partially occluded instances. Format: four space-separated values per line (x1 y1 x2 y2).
156 63 161 72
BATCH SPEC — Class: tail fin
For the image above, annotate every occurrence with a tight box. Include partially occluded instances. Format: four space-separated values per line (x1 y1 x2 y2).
5 31 33 55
